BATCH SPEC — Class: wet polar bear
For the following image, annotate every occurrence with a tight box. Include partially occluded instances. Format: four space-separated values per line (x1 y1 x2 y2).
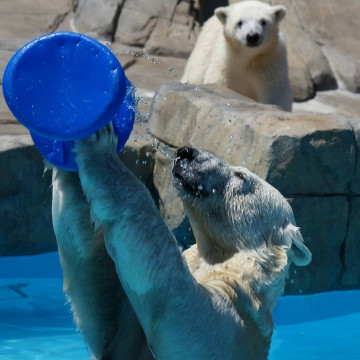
52 126 311 360
182 1 293 111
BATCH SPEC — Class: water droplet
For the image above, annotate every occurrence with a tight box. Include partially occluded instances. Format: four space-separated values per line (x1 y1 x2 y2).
180 160 188 169
198 185 203 190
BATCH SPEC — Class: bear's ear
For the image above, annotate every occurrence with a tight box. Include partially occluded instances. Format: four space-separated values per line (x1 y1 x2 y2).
215 7 228 25
272 5 286 22
281 222 312 267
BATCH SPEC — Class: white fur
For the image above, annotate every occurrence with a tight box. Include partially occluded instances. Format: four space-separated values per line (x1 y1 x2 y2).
182 0 293 111
52 126 311 359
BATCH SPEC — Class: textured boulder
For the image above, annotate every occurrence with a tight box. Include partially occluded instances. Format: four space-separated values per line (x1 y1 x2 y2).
72 0 122 40
72 0 199 57
341 197 360 289
149 82 360 294
144 1 200 58
258 0 360 99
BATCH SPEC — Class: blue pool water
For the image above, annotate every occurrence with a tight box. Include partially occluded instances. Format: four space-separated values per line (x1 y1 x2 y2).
1 253 360 359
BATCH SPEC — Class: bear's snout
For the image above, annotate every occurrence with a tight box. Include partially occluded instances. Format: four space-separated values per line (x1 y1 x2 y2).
172 147 198 179
176 147 198 163
246 33 260 46
172 147 211 198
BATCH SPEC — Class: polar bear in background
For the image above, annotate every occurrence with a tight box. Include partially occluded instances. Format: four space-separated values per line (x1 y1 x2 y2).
52 126 311 359
182 1 293 111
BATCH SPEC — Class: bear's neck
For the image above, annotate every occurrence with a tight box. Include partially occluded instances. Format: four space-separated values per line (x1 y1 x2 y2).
184 243 289 339
193 219 236 264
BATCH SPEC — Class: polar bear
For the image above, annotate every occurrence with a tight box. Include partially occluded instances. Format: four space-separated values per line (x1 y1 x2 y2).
182 1 293 111
52 126 311 359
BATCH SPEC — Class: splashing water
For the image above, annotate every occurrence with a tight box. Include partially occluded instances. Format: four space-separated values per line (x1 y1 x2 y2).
179 159 188 169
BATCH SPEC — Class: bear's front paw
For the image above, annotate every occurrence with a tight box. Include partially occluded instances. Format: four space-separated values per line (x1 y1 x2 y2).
75 123 118 156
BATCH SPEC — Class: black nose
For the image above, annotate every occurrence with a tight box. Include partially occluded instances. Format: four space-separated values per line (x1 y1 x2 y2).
247 33 260 45
176 147 197 162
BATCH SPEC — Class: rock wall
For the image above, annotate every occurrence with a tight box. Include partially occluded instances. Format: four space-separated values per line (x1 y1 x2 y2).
73 0 200 58
0 136 55 256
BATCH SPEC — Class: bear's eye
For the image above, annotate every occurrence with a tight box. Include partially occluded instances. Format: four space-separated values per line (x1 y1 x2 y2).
235 171 246 182
260 19 267 26
237 21 243 28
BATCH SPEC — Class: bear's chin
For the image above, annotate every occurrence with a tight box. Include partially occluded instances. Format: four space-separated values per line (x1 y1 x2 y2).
245 42 263 48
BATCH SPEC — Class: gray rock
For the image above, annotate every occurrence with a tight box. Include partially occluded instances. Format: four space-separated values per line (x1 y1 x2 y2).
153 149 182 229
144 1 199 58
115 0 178 46
293 90 360 122
323 46 360 93
287 52 314 102
72 0 121 41
118 121 158 199
0 0 72 41
150 83 356 195
0 135 56 256
123 55 186 98
341 197 360 289
262 0 360 96
280 2 337 97
73 0 199 57
285 196 348 294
